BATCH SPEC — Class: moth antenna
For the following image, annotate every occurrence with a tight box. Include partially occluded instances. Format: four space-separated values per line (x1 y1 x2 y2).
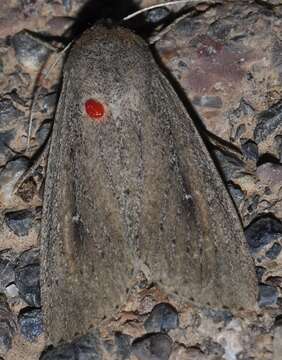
123 0 208 21
43 41 73 80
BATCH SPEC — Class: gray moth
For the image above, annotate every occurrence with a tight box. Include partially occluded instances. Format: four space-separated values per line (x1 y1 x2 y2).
40 24 257 345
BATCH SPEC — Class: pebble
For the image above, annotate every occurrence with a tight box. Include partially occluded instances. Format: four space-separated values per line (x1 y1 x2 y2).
258 284 278 307
0 130 16 167
132 333 173 360
11 30 52 70
0 157 30 207
18 308 44 342
213 149 244 181
144 303 179 333
227 182 245 207
5 209 34 236
0 98 24 130
145 7 170 24
274 135 282 162
40 331 103 359
265 243 282 260
0 255 15 292
0 296 16 353
40 344 76 360
202 308 233 325
241 140 258 162
254 101 282 143
256 162 282 188
4 283 19 298
15 248 41 307
255 266 266 282
114 332 131 360
244 216 282 252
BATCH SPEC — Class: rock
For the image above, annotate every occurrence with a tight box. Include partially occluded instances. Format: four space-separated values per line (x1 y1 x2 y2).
265 243 282 259
11 30 52 70
0 295 16 353
254 101 282 143
4 283 19 298
213 149 244 181
255 267 266 282
145 7 170 24
274 135 282 162
258 284 278 307
5 209 34 236
241 140 258 162
114 332 131 360
256 163 282 188
170 346 205 360
18 308 44 342
0 157 30 207
0 98 24 130
202 308 233 325
0 130 16 167
244 216 282 252
40 344 76 360
227 182 245 207
144 303 179 333
132 333 173 360
74 331 103 359
40 331 103 359
15 248 41 307
0 254 15 292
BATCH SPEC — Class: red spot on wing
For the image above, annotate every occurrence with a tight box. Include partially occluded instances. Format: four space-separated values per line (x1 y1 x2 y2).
85 99 105 121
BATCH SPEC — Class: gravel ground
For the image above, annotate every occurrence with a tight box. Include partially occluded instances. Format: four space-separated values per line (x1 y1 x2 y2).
0 0 281 359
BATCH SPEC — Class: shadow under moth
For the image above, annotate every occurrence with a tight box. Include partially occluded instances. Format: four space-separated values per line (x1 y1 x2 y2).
41 24 257 345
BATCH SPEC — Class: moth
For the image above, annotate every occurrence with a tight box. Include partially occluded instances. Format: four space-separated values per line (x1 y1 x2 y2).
41 24 257 345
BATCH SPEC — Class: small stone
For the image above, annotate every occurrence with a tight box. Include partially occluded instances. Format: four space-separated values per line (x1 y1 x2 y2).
0 296 16 353
35 122 52 148
214 150 244 181
192 95 223 108
15 248 41 307
4 283 19 298
132 333 173 360
244 216 282 252
265 243 282 259
144 303 179 333
145 7 170 24
0 256 15 292
0 130 16 167
258 284 278 307
74 331 103 359
18 308 44 342
12 30 52 70
241 140 258 161
256 163 282 188
274 135 282 162
202 308 233 325
0 98 24 130
255 266 266 282
5 209 33 236
0 157 30 207
114 332 131 360
227 182 244 207
40 344 76 360
254 100 282 143
170 345 205 360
